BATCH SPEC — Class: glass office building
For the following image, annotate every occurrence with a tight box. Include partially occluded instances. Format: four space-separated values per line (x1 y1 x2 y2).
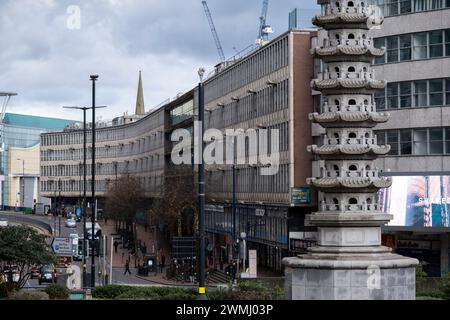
0 113 77 209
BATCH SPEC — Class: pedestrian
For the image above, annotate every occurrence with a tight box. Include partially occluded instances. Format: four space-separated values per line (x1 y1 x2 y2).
124 260 131 275
113 240 119 253
160 254 166 273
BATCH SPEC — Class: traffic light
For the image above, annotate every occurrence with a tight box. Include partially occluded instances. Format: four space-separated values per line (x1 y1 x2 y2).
78 239 84 256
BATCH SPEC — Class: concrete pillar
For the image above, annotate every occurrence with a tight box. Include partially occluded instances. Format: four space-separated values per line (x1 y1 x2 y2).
440 233 449 276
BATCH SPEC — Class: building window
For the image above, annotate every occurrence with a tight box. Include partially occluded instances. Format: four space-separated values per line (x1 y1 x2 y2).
445 30 450 56
429 30 444 58
414 80 428 107
446 128 450 153
400 0 412 13
413 129 428 154
429 79 444 106
400 34 412 61
413 32 427 59
400 129 412 154
375 88 386 110
387 130 399 155
414 0 428 11
429 128 444 154
387 36 399 62
446 79 450 105
430 0 443 9
400 82 412 108
388 0 400 15
387 83 399 108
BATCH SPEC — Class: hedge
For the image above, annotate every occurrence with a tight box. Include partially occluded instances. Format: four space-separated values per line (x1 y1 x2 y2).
92 282 284 300
92 285 197 300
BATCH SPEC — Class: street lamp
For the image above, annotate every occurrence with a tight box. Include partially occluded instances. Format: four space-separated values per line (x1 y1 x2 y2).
16 158 25 208
197 67 207 300
89 74 107 288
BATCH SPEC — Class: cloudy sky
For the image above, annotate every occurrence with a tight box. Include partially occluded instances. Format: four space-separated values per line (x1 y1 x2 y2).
0 0 318 122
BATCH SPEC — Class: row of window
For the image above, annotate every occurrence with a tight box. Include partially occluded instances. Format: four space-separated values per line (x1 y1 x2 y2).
41 175 163 194
375 78 450 109
374 0 450 17
204 36 289 104
374 29 450 64
42 110 164 146
206 164 290 195
170 100 194 126
376 127 450 155
41 156 165 177
206 79 289 129
42 134 164 162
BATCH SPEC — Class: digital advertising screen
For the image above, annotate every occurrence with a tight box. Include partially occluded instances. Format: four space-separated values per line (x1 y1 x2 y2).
379 176 450 227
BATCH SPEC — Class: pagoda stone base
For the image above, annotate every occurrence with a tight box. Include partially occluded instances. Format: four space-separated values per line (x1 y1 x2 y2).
283 253 418 300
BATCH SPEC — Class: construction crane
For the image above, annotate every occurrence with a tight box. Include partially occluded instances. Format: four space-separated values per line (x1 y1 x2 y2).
202 1 226 63
256 0 273 46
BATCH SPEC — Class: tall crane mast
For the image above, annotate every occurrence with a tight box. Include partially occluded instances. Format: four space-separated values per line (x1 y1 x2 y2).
256 0 273 46
202 1 226 63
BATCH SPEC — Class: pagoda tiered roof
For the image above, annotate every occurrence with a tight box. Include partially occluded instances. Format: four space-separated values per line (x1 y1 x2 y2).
309 111 389 127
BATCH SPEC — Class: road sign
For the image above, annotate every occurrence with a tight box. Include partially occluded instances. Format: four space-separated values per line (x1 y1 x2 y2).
52 237 73 256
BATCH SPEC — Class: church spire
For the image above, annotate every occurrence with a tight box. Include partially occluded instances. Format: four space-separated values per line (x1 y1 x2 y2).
135 70 145 115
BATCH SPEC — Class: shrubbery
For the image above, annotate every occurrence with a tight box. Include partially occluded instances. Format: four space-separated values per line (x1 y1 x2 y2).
44 284 69 300
92 282 284 300
92 285 197 300
207 281 284 300
439 272 450 299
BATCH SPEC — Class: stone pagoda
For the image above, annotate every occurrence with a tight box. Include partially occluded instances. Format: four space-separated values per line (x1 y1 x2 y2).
283 0 418 300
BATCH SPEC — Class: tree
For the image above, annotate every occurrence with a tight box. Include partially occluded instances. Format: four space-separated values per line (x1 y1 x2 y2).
154 170 197 237
0 226 55 295
105 175 146 248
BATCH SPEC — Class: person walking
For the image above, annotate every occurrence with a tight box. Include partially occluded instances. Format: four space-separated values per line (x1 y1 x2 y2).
113 240 119 254
124 259 131 275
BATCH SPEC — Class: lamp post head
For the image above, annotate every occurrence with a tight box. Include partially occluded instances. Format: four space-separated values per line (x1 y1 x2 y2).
198 67 205 83
90 75 99 81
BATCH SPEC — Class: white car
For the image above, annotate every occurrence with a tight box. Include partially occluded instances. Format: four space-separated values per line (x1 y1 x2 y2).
65 218 76 228
0 218 8 227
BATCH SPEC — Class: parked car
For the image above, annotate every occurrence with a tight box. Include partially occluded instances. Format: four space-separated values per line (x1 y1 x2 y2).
65 218 76 228
38 264 57 285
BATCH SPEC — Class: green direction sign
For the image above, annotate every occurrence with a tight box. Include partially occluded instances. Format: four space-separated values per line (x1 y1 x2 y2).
291 187 311 205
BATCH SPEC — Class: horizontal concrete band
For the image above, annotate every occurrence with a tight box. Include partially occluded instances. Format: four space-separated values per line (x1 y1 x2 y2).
282 255 419 269
310 213 393 226
308 245 392 254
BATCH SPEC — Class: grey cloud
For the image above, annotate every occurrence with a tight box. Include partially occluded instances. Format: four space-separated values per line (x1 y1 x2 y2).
0 0 318 121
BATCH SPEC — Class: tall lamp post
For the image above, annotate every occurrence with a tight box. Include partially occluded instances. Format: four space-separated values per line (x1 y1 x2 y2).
63 106 91 288
89 75 107 288
197 67 207 300
16 159 25 208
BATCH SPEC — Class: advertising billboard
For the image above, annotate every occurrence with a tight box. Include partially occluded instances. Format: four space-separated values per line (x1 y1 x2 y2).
379 175 450 227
